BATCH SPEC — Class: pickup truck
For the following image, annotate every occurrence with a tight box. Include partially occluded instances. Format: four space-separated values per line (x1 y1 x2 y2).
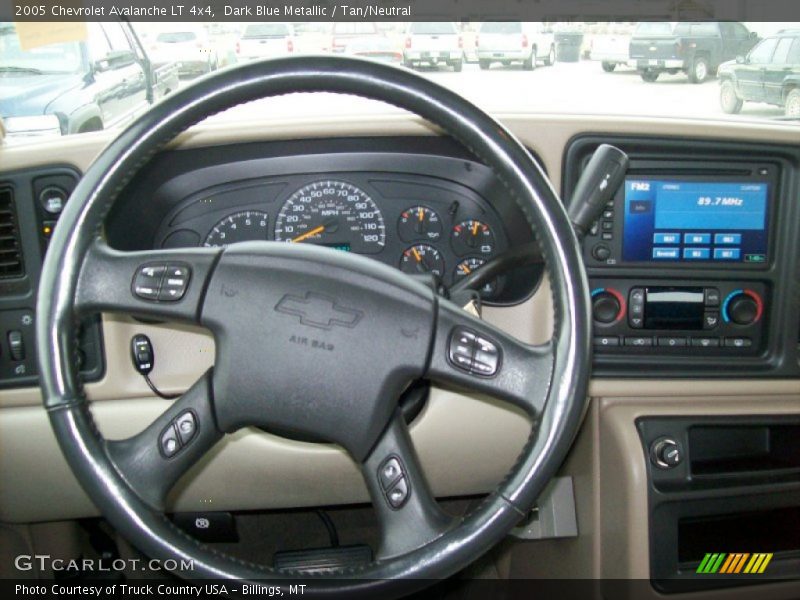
629 21 759 83
403 21 464 71
0 21 178 139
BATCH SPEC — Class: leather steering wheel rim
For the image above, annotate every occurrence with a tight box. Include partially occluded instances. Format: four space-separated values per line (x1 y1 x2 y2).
37 56 591 597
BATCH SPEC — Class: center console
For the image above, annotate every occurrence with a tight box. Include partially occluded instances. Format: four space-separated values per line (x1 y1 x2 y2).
564 136 800 378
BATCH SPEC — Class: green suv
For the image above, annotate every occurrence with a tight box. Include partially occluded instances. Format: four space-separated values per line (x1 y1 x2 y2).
718 29 800 117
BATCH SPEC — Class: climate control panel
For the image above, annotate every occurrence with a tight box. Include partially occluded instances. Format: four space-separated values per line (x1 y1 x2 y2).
590 279 767 355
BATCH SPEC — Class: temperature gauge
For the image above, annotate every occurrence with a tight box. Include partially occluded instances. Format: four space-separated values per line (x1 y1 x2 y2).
398 206 443 242
454 258 497 295
399 244 444 277
452 220 495 256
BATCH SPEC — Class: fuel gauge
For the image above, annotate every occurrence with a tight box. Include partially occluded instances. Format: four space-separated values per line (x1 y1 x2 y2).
398 206 443 242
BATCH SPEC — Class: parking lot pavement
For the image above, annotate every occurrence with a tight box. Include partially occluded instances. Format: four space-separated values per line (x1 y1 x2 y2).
184 58 785 125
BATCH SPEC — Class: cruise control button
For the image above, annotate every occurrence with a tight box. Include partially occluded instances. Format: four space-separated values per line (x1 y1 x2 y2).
386 477 409 509
175 411 197 445
160 425 181 458
724 337 752 348
379 457 403 490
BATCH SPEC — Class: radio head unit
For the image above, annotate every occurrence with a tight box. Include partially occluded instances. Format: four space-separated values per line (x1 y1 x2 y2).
583 163 776 269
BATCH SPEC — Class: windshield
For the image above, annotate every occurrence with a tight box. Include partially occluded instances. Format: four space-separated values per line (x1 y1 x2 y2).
0 23 83 74
242 23 291 38
1 20 798 143
156 31 198 43
633 22 675 36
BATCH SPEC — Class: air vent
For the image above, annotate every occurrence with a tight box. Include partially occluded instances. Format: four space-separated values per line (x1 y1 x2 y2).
0 187 25 278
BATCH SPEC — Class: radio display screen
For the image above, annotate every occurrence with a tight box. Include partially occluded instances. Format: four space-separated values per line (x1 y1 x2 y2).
622 179 769 264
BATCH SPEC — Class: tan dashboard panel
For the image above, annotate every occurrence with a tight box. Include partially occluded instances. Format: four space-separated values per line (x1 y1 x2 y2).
0 388 530 523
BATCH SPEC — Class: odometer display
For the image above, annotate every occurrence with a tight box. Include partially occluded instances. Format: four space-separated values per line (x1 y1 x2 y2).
274 181 386 254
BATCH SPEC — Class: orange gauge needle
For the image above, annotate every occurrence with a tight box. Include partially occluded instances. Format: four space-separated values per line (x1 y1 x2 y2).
418 207 424 222
291 225 325 243
412 247 422 262
460 263 471 275
471 221 480 236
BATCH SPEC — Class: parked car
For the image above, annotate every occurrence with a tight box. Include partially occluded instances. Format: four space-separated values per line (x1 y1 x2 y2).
403 22 463 71
718 29 800 117
0 21 178 139
148 27 218 77
475 22 555 70
331 22 379 54
346 36 402 63
630 21 759 83
590 25 635 71
236 23 296 61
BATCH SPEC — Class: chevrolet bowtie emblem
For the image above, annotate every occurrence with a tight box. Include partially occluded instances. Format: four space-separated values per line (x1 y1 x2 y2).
275 292 363 330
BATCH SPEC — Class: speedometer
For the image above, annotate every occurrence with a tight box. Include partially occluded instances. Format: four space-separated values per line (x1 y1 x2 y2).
274 181 385 254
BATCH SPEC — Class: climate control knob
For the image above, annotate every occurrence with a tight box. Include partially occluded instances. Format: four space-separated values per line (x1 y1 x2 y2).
722 290 763 326
591 288 624 324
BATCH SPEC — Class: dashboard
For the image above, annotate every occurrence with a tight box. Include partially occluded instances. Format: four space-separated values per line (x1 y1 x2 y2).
105 137 544 307
0 115 799 588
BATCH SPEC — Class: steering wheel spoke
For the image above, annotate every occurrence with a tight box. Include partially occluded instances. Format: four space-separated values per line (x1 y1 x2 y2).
361 410 454 560
75 239 221 324
106 370 222 511
426 299 554 418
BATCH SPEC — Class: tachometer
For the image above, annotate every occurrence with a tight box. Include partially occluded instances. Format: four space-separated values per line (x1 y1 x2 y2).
274 181 385 254
204 211 269 247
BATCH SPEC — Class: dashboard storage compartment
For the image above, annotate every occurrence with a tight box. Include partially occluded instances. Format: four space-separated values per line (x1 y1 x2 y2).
639 416 800 593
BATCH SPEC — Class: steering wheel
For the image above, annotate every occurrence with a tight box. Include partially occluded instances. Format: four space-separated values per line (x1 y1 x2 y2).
37 57 590 596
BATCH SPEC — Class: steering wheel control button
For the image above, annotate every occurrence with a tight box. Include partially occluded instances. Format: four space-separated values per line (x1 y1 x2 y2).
158 264 191 301
386 477 409 509
472 336 501 377
160 425 181 458
448 328 477 372
175 411 197 445
379 457 404 490
133 264 167 300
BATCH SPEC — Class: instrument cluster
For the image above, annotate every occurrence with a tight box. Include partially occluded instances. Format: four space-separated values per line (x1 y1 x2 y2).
156 174 509 299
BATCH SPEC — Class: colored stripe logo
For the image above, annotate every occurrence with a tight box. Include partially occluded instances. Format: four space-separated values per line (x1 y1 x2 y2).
696 553 773 574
